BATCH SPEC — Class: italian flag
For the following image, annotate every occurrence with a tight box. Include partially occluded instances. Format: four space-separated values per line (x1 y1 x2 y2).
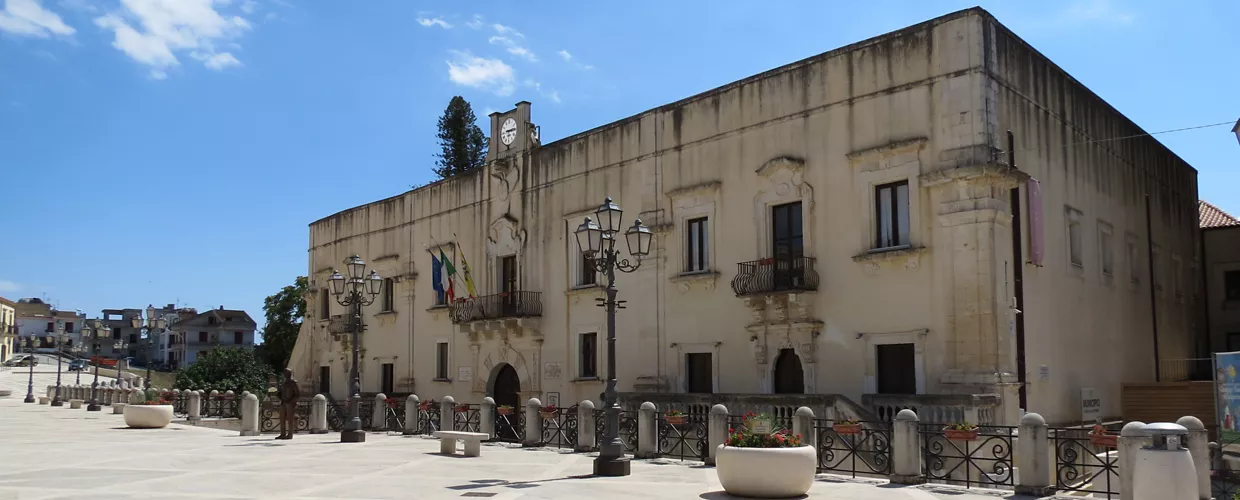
439 249 457 303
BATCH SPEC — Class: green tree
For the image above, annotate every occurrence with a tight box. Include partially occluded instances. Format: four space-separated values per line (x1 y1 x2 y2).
433 96 488 178
255 276 307 370
173 347 273 394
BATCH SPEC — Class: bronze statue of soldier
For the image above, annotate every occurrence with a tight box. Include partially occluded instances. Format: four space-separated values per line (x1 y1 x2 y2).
277 368 301 440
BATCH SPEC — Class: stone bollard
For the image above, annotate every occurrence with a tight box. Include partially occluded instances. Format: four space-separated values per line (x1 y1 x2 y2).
792 407 816 451
208 390 219 417
310 394 329 434
1119 421 1148 500
224 390 236 418
1016 412 1052 496
637 402 657 458
187 391 202 422
130 389 143 405
404 395 419 435
1176 416 1209 500
373 393 388 430
69 399 83 409
112 402 126 414
577 400 596 452
441 395 456 433
481 397 496 440
523 398 542 447
240 393 260 436
707 404 729 466
889 409 924 485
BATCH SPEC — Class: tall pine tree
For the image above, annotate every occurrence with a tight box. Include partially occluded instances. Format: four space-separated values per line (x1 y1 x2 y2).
433 96 488 178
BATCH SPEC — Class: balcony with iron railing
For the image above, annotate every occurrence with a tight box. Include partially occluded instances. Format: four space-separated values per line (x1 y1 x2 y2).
451 291 543 324
730 256 819 296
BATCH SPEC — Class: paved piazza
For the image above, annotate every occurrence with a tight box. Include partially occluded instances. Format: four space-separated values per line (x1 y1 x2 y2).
1 374 1029 500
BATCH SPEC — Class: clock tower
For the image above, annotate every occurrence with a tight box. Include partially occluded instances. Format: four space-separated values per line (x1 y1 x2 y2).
487 101 539 162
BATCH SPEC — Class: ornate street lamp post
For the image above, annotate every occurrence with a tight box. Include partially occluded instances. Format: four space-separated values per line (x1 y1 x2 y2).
22 336 36 403
114 337 128 386
132 306 167 390
83 321 111 412
573 197 653 477
71 342 85 384
328 255 382 443
49 320 68 407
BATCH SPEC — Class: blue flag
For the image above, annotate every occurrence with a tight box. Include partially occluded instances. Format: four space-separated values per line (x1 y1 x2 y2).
430 251 444 295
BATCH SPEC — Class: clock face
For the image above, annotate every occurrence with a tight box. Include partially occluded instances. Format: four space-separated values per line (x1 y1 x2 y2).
500 118 517 146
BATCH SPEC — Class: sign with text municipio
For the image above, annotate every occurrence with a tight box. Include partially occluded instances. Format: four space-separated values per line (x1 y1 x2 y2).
1080 387 1101 423
747 416 773 435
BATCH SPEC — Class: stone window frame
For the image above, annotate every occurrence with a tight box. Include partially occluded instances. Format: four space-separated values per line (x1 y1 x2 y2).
1126 232 1141 288
571 322 602 382
563 213 601 291
1098 220 1115 286
752 158 815 261
673 341 720 394
1065 206 1084 275
434 338 452 382
848 139 925 256
667 181 721 278
861 329 928 395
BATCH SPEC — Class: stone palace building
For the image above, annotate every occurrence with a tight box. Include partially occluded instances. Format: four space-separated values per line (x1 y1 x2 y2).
288 8 1200 425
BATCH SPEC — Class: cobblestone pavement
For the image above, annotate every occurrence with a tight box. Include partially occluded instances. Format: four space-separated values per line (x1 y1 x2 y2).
0 393 1042 500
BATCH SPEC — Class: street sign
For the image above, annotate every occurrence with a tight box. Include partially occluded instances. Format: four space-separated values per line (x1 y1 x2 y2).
1081 387 1101 423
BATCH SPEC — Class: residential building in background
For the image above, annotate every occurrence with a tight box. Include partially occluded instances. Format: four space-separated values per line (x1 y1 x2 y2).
0 296 15 363
288 8 1200 426
167 306 257 369
1200 201 1240 353
14 298 84 350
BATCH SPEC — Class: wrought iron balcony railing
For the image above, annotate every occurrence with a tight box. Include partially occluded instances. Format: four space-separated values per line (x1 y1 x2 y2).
451 291 543 323
730 256 819 296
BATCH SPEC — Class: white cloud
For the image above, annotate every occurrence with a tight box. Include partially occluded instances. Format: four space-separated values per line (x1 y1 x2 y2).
465 14 482 30
446 50 514 96
93 0 252 78
0 279 19 293
491 22 521 38
239 0 256 14
489 35 536 62
557 49 571 61
0 0 76 38
416 16 451 29
547 89 560 104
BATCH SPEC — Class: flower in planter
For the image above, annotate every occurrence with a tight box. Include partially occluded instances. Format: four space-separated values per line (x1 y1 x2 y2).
385 397 398 409
497 405 514 414
419 399 435 411
665 409 686 417
945 422 978 431
725 413 803 448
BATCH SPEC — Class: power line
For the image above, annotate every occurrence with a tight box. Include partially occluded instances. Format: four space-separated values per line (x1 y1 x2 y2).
1015 120 1235 154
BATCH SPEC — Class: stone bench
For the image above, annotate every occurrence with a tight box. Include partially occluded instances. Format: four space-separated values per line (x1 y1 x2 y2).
113 403 127 414
38 396 50 405
432 431 488 457
69 399 84 409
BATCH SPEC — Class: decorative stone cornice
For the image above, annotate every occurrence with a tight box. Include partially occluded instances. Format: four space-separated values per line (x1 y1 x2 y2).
666 181 722 199
846 137 928 163
755 156 805 177
918 164 1030 188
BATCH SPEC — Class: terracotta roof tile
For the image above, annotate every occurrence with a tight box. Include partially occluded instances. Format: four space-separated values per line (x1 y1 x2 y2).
1200 200 1240 228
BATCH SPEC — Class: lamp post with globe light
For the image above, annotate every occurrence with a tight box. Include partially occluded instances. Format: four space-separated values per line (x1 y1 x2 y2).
328 255 383 443
572 196 653 477
21 336 36 403
48 320 69 407
82 321 112 411
132 306 167 389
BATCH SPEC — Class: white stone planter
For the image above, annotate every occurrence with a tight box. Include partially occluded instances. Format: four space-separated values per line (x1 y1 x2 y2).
715 444 816 498
123 404 174 429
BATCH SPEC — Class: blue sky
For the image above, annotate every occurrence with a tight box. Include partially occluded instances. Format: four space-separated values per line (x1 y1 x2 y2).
1 0 1236 336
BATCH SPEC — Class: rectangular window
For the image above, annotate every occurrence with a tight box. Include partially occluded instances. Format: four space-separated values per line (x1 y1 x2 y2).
318 366 331 394
772 202 804 258
46 322 53 333
876 343 917 394
500 256 517 293
234 332 243 344
686 353 713 393
685 217 709 272
578 251 596 286
435 289 446 306
129 334 137 343
1099 223 1114 276
1225 271 1240 301
320 289 330 319
381 278 394 312
875 181 910 249
1127 237 1140 283
381 363 394 395
579 333 597 378
435 342 449 380
65 322 74 333
1067 210 1083 267
198 332 207 343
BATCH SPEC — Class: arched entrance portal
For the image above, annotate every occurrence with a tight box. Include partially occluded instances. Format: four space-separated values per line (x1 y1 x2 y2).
773 348 804 394
490 363 521 440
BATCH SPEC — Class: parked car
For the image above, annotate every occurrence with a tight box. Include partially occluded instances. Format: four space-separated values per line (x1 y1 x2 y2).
3 355 38 367
68 359 88 371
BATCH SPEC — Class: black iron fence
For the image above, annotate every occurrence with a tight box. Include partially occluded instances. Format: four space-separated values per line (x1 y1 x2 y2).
495 409 525 443
1212 432 1240 499
535 406 578 449
595 409 638 453
657 412 708 461
452 404 481 432
920 425 1016 489
815 420 892 478
730 256 819 296
259 398 313 433
1050 427 1118 498
451 291 543 323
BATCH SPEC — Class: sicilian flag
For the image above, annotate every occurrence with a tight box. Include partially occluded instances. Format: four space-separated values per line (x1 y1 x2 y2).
430 251 444 301
439 249 457 304
459 251 478 299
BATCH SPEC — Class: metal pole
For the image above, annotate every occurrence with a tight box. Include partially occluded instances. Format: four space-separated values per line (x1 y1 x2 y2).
341 291 365 443
593 240 631 476
145 327 153 390
52 337 64 406
1146 194 1161 381
87 338 101 411
23 339 35 403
